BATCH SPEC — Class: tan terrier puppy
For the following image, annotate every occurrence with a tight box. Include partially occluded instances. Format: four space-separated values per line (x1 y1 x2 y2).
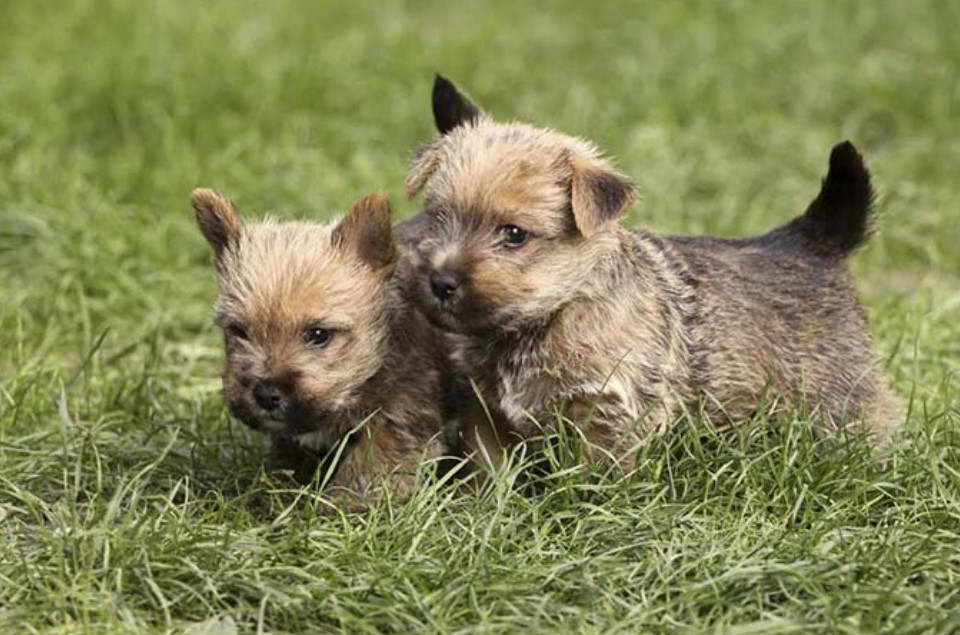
404 76 901 470
193 189 451 502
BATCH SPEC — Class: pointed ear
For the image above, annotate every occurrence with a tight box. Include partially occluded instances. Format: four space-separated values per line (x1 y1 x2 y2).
404 142 441 200
332 193 395 269
192 188 243 258
568 157 636 237
432 74 482 135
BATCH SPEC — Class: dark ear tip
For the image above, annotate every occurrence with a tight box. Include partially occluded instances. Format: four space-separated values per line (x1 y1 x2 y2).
432 75 458 105
433 73 453 92
431 74 481 135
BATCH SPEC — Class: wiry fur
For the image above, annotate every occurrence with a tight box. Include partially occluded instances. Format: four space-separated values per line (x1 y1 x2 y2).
193 189 450 503
404 77 901 470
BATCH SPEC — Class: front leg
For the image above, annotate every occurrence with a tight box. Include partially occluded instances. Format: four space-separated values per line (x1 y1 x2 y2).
323 423 440 508
267 434 323 484
456 398 521 479
568 390 668 473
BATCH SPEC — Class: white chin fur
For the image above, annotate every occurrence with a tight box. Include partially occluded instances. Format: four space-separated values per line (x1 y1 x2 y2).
295 430 328 451
258 419 287 434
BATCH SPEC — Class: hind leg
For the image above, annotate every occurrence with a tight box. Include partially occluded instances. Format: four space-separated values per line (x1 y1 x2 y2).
815 379 902 469
862 387 903 454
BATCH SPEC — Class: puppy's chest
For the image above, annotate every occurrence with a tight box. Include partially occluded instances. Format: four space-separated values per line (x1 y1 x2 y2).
453 335 539 417
475 338 640 430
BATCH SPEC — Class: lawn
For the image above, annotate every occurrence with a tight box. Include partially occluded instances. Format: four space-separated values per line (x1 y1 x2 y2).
2 0 959 632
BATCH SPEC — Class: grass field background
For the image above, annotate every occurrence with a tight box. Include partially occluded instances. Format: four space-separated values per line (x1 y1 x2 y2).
2 1 959 632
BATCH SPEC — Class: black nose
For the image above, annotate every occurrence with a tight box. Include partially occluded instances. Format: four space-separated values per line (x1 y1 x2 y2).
430 269 461 302
253 380 284 412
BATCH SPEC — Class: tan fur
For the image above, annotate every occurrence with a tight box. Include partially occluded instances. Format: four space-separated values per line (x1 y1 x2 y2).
404 80 901 472
193 190 450 505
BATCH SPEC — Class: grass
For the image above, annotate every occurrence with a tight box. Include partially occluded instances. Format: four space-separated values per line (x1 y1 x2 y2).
1 0 959 632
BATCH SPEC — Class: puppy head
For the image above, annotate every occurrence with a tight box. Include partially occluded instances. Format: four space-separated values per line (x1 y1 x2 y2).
405 75 636 334
193 189 396 445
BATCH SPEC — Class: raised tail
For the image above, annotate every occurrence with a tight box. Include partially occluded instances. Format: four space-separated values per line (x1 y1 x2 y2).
786 141 876 257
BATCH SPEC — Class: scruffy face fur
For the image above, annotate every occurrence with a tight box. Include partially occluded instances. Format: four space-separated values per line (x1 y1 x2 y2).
193 190 396 447
406 77 635 334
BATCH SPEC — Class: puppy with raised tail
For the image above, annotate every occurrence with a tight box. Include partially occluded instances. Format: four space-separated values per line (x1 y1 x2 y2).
405 75 901 471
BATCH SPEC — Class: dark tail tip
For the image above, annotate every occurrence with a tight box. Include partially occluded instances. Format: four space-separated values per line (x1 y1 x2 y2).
799 141 875 256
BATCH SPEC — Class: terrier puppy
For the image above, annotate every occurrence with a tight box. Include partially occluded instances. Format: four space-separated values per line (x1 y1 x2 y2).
404 76 901 470
193 189 450 503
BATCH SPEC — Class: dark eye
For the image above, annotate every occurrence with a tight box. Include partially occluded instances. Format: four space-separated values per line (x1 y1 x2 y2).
304 327 333 348
226 324 248 340
498 224 529 248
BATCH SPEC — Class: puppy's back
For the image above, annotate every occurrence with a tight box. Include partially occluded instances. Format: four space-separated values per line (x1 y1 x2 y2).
656 142 898 436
